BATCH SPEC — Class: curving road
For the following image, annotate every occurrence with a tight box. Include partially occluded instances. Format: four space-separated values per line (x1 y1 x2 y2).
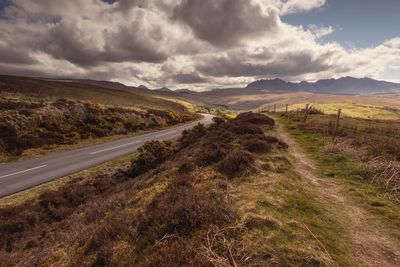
0 114 214 198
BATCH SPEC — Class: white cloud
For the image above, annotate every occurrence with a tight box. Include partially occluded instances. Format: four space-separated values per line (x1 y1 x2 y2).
254 0 326 15
307 24 334 38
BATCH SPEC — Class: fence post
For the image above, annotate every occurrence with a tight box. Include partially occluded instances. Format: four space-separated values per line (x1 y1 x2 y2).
303 104 310 122
334 108 341 134
285 104 288 116
273 104 276 113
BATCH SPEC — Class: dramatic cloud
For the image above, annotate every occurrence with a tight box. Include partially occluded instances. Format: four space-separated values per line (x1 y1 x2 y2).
173 0 279 46
0 0 399 90
172 72 207 84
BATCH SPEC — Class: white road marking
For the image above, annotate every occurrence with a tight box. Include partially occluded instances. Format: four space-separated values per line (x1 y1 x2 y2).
90 140 142 155
0 165 47 179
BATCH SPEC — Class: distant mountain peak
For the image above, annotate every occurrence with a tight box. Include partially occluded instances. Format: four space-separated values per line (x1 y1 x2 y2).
138 85 148 89
156 87 172 92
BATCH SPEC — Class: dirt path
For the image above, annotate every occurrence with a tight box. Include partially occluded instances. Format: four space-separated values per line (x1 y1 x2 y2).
274 120 400 267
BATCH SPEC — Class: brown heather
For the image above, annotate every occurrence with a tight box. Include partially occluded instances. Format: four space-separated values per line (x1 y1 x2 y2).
0 112 290 266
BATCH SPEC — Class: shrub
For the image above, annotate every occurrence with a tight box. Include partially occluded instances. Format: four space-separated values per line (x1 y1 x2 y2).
194 144 227 166
228 122 264 135
39 190 74 221
128 141 173 177
263 135 279 144
236 112 275 126
243 140 273 154
136 176 235 248
219 151 258 178
212 116 225 125
301 107 324 115
177 160 195 174
177 123 207 149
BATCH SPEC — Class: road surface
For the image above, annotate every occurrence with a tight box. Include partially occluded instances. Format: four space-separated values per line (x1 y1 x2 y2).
0 114 214 198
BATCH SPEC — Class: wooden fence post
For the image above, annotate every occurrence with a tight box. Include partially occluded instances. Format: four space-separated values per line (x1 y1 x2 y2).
303 104 310 122
334 108 341 134
285 104 288 116
274 104 276 113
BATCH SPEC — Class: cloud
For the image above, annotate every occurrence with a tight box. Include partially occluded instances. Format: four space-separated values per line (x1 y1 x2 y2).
307 24 334 38
0 44 38 64
0 0 399 90
256 0 325 15
172 72 207 84
173 0 280 46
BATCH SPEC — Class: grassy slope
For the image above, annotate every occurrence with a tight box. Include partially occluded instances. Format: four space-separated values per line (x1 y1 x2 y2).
0 75 187 111
0 75 203 162
1 113 356 266
232 152 353 265
3 112 399 265
275 113 400 259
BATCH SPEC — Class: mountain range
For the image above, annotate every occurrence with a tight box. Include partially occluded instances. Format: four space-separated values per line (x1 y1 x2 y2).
246 77 400 95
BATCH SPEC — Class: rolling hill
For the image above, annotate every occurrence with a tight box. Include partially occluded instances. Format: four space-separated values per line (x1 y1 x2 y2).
0 75 198 112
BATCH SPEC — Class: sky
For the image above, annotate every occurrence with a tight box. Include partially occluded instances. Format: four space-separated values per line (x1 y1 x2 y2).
0 0 399 90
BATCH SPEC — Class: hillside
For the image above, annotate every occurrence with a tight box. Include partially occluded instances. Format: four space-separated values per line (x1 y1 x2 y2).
1 112 399 266
0 75 190 112
0 75 205 162
0 97 199 162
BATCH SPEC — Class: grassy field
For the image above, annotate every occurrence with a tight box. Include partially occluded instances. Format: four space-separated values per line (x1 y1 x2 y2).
279 102 400 120
274 111 400 247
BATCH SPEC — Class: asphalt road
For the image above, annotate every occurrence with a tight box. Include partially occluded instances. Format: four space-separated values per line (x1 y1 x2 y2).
0 114 214 198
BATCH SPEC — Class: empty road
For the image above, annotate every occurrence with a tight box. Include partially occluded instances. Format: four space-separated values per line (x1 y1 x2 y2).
0 114 214 198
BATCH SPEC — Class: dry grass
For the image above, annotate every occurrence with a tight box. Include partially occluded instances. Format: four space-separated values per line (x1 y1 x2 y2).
280 111 400 199
367 157 400 200
3 112 332 266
